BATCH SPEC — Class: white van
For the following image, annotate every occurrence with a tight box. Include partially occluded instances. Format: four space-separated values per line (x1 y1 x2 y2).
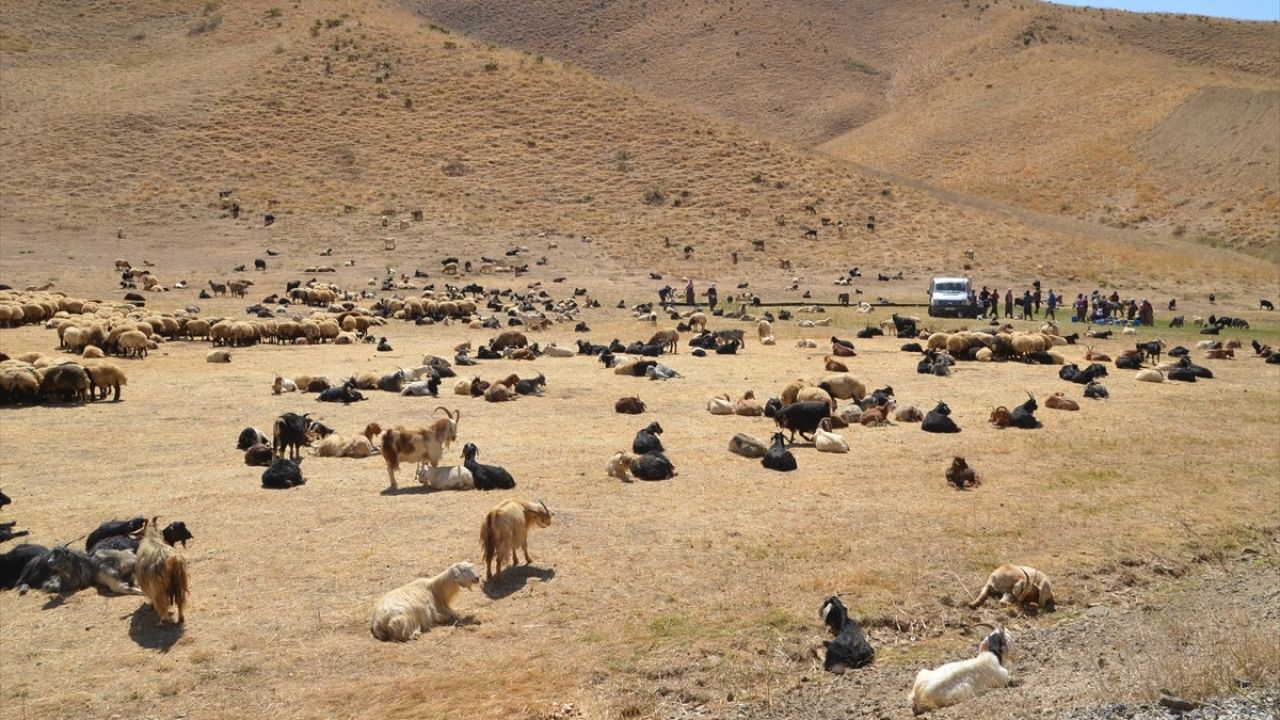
928 277 973 318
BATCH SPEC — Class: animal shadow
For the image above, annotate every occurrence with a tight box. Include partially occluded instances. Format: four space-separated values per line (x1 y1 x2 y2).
379 484 434 496
483 565 556 600
127 605 184 651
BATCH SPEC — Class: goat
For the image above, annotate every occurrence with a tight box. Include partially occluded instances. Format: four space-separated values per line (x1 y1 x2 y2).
381 408 460 488
819 596 874 673
273 412 331 459
16 545 140 596
135 517 189 623
946 457 979 489
0 544 46 589
236 427 269 451
921 401 960 433
734 390 763 416
823 356 848 373
85 517 145 553
461 443 516 490
707 394 735 415
988 406 1011 429
630 451 676 481
615 396 646 414
480 498 553 581
606 451 637 481
1137 339 1164 363
814 417 848 453
774 401 830 442
370 561 480 641
262 457 305 488
317 380 365 404
1008 393 1041 429
910 627 1013 714
633 422 664 454
1044 392 1079 411
1084 381 1108 399
761 432 797 472
969 565 1054 610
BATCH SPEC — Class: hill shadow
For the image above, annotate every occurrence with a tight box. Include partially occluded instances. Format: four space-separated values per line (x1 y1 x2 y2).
127 605 184 651
483 565 556 600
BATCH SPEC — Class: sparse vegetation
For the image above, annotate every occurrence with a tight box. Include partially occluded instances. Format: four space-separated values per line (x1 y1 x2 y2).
642 187 666 206
188 13 222 36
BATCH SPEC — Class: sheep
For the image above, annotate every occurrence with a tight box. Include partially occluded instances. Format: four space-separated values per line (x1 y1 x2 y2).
615 396 646 414
774 400 830 442
817 373 867 401
819 596 874 673
910 627 1013 714
648 329 680 353
796 385 836 411
117 330 149 358
370 561 481 641
381 408 460 488
630 451 676 481
707 394 735 415
921 401 960 433
780 379 811 405
633 422 664 454
206 349 231 363
606 451 637 481
814 418 848 453
135 517 189 624
315 423 382 458
761 432 797 471
461 443 516 490
734 390 763 416
1044 393 1079 411
417 463 475 491
895 405 924 423
969 564 1054 610
480 498 553 581
728 433 768 458
1135 368 1165 383
946 456 979 489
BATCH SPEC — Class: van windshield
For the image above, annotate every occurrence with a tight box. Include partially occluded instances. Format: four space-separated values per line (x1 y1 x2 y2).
934 282 967 293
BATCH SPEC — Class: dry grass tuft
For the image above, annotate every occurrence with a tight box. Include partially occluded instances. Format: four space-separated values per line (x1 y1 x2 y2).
1118 610 1280 703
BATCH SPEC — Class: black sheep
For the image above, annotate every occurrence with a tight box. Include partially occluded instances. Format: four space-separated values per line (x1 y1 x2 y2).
462 443 516 490
819 596 875 673
1008 393 1041 429
921 401 960 433
236 426 268 451
633 422 665 454
630 451 676 481
0 543 46 589
85 517 145 553
1084 382 1109 400
761 432 797 472
773 401 830 442
262 457 305 489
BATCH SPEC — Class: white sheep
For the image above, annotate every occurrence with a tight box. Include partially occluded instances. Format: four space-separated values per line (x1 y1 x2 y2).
814 418 848 453
369 562 480 642
910 627 1013 714
206 350 231 363
543 343 575 358
707 394 735 415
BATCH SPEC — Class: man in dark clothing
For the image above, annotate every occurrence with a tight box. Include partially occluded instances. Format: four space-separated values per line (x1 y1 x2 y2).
1045 290 1058 321
706 284 718 312
1022 290 1034 320
685 280 695 306
1004 289 1014 319
1033 286 1042 315
658 285 672 305
979 287 991 318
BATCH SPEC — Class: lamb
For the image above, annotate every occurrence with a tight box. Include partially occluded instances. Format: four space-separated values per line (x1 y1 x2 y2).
728 433 768 458
480 498 553 581
941 459 977 494
615 396 646 414
633 422 664 454
813 418 848 453
921 401 960 433
135 517 190 624
206 349 231 363
819 596 874 673
761 432 797 472
630 451 676 481
910 627 1013 714
370 561 481 641
969 564 1054 610
461 443 517 490
1044 392 1079 411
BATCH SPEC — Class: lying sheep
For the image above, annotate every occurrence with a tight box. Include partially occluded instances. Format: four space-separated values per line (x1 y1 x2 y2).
370 561 481 642
814 418 848 453
206 350 231 363
707 394 735 415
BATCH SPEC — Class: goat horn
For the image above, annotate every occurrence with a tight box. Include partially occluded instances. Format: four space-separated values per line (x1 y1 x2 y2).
433 406 453 419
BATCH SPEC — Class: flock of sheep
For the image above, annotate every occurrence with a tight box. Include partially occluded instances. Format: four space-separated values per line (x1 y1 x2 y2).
0 250 1273 715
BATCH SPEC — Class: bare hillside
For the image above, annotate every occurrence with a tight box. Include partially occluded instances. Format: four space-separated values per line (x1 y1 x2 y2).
406 0 1280 258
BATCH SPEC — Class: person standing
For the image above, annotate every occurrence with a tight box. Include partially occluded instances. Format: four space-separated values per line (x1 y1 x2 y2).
1021 290 1034 320
685 279 695 306
1004 289 1014 319
1075 294 1088 322
1045 289 1057 321
979 287 991 318
1140 298 1154 327
706 283 718 312
1033 282 1042 315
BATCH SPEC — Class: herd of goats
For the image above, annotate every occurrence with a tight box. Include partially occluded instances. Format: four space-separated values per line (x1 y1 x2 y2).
0 253 1276 715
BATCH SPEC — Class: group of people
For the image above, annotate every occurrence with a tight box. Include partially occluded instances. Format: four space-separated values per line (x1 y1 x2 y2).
658 279 718 311
971 283 1155 326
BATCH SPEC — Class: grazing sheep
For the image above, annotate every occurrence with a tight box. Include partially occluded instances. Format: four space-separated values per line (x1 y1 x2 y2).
761 432 797 472
728 433 768 458
633 422 664 454
370 561 481 642
796 385 836 411
817 373 867 401
1044 393 1079 411
135 517 189 624
615 396 646 414
819 596 875 673
970 564 1054 610
630 451 676 481
606 451 637 481
910 627 1013 714
945 457 979 490
83 362 127 401
921 401 960 433
814 418 848 453
480 498 553 581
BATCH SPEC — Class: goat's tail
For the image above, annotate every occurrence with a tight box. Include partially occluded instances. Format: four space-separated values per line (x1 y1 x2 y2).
165 554 190 622
481 511 499 568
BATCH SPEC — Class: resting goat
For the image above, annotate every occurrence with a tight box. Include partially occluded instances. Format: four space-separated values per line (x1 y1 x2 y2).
921 401 960 433
945 457 979 490
969 564 1054 610
480 498 553 581
910 627 1013 714
461 443 516 490
761 432 797 472
632 422 664 454
819 596 874 673
370 561 480 641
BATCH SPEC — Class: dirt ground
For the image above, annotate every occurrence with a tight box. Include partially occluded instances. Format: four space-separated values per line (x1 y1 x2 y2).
0 224 1277 720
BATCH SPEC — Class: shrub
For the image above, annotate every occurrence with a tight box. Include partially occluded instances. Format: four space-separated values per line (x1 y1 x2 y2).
189 13 223 35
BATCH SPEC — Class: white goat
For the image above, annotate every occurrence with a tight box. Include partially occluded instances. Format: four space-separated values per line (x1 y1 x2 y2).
910 627 1013 714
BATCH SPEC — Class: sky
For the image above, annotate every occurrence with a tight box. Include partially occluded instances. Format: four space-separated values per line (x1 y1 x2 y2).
1051 0 1280 21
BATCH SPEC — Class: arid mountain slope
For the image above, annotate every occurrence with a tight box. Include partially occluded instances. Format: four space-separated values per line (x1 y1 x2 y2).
406 0 1280 258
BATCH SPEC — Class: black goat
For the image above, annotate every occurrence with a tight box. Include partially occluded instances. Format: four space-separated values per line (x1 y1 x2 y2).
273 412 329 459
633 422 665 454
901 342 923 353
317 380 365 404
831 336 856 352
236 426 269 451
90 521 193 553
630 451 676 481
1137 340 1163 363
1115 353 1143 370
1084 382 1109 400
764 397 783 419
262 457 305 489
462 443 517 490
819 596 875 673
1008 393 1041 429
377 369 407 393
16 545 136 595
856 326 883 339
945 457 978 490
921 401 960 433
773 401 830 442
761 432 797 472
514 373 546 396
1167 367 1198 382
85 517 145 553
455 351 477 366
0 543 46 589
715 339 740 355
1062 333 1079 345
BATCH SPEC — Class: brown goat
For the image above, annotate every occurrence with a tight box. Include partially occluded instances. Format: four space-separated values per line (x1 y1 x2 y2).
1044 393 1079 411
989 406 1011 428
480 498 553 581
859 401 895 427
1204 348 1235 359
945 456 979 490
615 396 646 414
136 517 189 624
469 377 490 397
823 355 849 372
381 408 460 488
734 390 763 416
1083 345 1110 362
484 383 515 402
